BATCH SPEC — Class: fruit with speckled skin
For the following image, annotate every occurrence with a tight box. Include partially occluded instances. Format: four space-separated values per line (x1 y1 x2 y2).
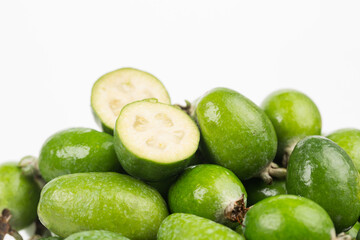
91 68 171 134
327 128 360 173
346 222 360 239
157 213 245 240
194 88 277 180
114 99 200 181
244 178 286 206
38 128 121 182
262 89 321 163
38 172 168 240
168 164 247 228
286 136 360 232
0 163 41 230
243 195 335 240
39 237 62 240
64 230 129 240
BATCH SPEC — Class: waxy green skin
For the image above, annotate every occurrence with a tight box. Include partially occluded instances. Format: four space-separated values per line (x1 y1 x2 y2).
146 175 178 199
244 178 286 206
327 128 360 173
38 172 168 240
64 230 129 240
346 221 360 239
0 163 40 230
39 237 62 240
157 213 245 240
243 195 335 240
168 164 246 228
39 128 121 182
286 136 360 232
262 89 321 161
194 88 277 180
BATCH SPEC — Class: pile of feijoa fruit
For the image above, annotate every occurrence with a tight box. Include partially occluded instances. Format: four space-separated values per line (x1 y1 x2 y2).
1 67 360 240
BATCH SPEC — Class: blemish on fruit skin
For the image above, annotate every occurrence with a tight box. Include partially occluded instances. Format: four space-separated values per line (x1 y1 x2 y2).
204 102 220 124
56 146 90 159
193 187 208 201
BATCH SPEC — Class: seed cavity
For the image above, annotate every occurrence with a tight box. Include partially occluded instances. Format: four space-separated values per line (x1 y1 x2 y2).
109 99 123 116
172 130 185 143
133 116 149 131
146 137 166 150
155 113 173 127
118 81 134 93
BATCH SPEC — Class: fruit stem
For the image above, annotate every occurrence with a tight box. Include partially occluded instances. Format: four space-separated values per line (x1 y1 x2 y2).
259 162 287 185
29 219 52 240
282 140 298 167
335 232 352 240
174 100 195 117
0 209 23 240
224 194 250 226
18 156 46 189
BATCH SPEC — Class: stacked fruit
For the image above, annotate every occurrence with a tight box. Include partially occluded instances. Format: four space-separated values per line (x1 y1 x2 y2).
1 68 360 240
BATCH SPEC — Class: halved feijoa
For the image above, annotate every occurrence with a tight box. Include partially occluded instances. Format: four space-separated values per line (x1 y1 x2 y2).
114 99 200 181
157 213 244 240
242 195 335 240
91 68 171 133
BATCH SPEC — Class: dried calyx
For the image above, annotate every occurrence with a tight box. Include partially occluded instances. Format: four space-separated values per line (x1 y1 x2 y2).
258 162 287 185
0 209 23 240
224 195 250 226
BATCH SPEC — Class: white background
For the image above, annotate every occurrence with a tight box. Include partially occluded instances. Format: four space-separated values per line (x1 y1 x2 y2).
0 1 359 238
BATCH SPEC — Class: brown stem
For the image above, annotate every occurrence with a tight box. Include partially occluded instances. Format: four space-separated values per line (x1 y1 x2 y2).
224 194 250 226
174 100 194 116
259 162 287 185
19 156 46 189
29 219 52 240
0 209 23 240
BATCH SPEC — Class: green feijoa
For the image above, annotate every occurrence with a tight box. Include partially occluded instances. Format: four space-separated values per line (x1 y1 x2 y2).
327 128 360 173
286 136 360 232
168 164 247 228
357 229 360 240
91 67 171 134
38 172 168 240
243 178 286 206
114 99 200 181
262 89 321 166
38 127 121 182
146 175 178 199
64 230 129 240
194 88 277 180
0 163 40 230
346 222 360 239
243 195 335 240
39 237 62 240
157 213 245 240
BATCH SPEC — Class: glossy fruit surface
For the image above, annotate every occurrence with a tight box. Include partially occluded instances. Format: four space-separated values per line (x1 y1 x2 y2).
244 178 286 206
262 89 321 163
327 128 360 173
286 136 360 232
194 87 277 180
38 172 168 240
91 67 170 133
0 163 40 230
157 213 245 240
114 99 200 181
64 230 129 240
38 127 121 182
168 164 246 228
243 195 335 240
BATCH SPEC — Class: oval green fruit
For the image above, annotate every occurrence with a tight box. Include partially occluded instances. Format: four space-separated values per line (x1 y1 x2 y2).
327 128 360 173
168 164 246 228
38 172 168 240
91 67 171 134
194 88 277 180
0 163 40 230
157 213 245 240
64 230 129 240
243 195 335 240
262 89 321 166
286 136 360 232
114 99 200 181
38 127 121 182
243 178 286 206
39 237 62 240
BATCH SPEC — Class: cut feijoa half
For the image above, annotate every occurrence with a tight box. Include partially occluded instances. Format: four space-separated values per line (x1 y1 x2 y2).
114 99 200 181
91 68 171 134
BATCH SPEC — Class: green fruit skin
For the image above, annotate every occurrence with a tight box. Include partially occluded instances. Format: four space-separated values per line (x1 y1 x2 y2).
168 164 247 228
346 221 360 239
327 128 360 173
243 195 335 240
195 88 277 180
38 172 168 240
244 178 286 206
0 163 40 230
39 237 63 240
64 230 129 240
357 229 360 240
286 136 360 232
146 175 178 199
157 213 245 240
39 128 122 182
262 89 321 160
